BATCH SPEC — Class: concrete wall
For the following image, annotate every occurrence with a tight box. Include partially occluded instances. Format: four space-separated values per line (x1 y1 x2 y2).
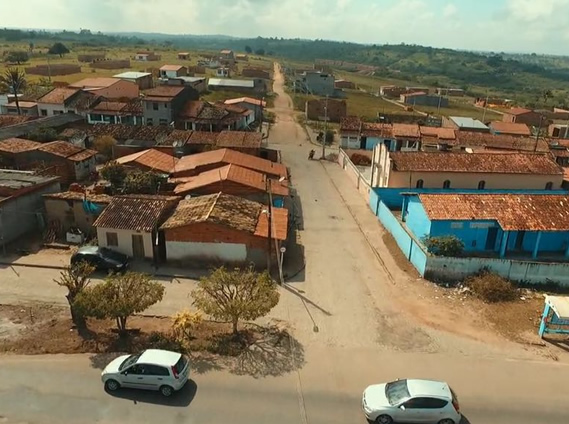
337 148 371 200
143 100 172 126
37 102 67 117
302 73 335 96
166 240 247 262
44 198 106 235
96 227 153 259
0 181 60 246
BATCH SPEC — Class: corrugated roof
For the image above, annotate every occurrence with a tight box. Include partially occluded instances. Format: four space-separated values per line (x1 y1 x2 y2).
208 78 255 88
449 116 489 130
93 194 180 232
114 71 152 79
419 193 569 231
173 164 289 196
489 121 531 136
390 152 562 174
174 148 287 178
116 148 177 173
161 192 288 240
224 97 266 107
0 137 41 153
37 87 80 104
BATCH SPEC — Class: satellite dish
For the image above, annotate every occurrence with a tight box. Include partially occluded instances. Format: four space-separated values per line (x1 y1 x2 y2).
184 195 192 200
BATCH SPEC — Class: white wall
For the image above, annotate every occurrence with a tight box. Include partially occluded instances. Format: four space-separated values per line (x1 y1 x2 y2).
37 103 67 117
166 241 247 262
96 227 153 259
74 157 96 180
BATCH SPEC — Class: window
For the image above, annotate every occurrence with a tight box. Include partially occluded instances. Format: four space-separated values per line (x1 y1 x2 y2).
545 182 553 190
164 103 168 109
416 179 424 188
159 118 168 126
90 113 102 121
478 180 486 190
40 109 47 116
385 380 411 406
404 397 448 409
146 118 153 126
106 232 118 246
145 364 170 376
153 102 159 111
443 180 451 189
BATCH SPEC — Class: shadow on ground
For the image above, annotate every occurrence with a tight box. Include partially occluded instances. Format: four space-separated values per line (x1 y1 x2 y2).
107 379 197 407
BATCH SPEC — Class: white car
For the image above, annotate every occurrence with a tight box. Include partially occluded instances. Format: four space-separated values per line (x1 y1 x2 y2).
101 349 190 397
362 379 461 424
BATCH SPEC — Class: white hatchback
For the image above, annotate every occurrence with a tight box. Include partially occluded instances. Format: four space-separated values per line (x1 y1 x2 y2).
362 379 461 424
101 349 190 397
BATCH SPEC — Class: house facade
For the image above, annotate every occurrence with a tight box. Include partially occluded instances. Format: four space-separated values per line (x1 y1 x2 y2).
223 97 265 121
86 100 143 126
142 86 199 126
2 101 38 116
489 121 531 137
113 72 154 90
135 52 161 61
502 108 544 127
37 88 83 116
159 65 188 79
69 78 139 99
35 141 97 183
297 71 335 96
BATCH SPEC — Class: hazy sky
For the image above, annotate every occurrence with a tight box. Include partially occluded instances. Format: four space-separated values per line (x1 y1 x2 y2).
2 0 569 54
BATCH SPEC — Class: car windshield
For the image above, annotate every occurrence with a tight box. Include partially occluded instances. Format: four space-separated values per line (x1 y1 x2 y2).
385 380 411 406
100 247 125 262
174 355 188 374
119 353 142 371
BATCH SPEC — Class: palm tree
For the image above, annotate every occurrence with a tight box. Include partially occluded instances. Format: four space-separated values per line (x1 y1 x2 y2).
0 68 27 115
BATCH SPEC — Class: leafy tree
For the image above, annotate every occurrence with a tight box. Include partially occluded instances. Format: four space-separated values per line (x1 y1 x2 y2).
245 45 252 54
93 135 117 158
423 235 464 257
54 261 96 329
0 67 27 115
26 127 58 142
123 171 162 195
48 42 70 57
100 161 127 189
254 48 265 56
75 272 165 335
192 266 280 334
6 51 29 64
29 42 34 52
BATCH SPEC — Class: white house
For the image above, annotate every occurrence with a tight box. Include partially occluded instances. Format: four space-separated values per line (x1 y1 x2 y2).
159 65 188 79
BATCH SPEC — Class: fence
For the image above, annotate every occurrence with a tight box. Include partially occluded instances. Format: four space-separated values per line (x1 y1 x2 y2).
337 148 371 200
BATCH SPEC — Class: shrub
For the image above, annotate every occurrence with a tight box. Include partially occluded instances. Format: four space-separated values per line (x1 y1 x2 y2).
466 270 518 303
423 235 464 257
172 310 203 346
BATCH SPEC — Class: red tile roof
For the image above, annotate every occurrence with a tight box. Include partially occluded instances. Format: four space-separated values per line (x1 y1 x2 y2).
173 149 287 178
69 78 120 89
393 123 421 138
0 138 41 153
43 191 112 203
93 194 180 232
506 107 533 116
419 193 569 231
390 152 561 174
92 101 128 113
453 132 549 152
419 127 456 140
173 164 289 196
216 131 262 148
161 192 287 240
187 131 219 145
38 141 96 162
160 65 185 71
6 101 37 108
37 87 80 104
489 121 531 136
143 86 185 98
116 148 178 174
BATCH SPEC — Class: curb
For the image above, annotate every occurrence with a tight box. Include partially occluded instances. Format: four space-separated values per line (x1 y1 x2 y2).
0 262 67 271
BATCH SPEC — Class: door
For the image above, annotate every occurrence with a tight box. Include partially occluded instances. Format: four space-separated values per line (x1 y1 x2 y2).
485 227 498 250
132 234 145 258
360 136 367 149
121 364 152 389
398 398 437 423
515 231 526 250
144 364 170 390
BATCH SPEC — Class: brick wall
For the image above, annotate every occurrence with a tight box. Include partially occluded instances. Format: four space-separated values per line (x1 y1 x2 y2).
90 60 131 69
26 64 81 76
164 222 267 250
305 99 347 122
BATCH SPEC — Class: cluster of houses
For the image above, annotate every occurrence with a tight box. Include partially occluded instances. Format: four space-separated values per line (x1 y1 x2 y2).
338 112 569 285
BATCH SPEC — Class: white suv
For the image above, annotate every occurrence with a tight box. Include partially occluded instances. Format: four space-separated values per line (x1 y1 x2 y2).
101 349 190 397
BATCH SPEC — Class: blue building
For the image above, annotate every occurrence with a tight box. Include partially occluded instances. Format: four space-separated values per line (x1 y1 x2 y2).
404 193 569 259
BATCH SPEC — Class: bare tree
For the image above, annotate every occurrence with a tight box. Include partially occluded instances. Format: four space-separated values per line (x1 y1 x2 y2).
0 68 27 115
54 261 96 330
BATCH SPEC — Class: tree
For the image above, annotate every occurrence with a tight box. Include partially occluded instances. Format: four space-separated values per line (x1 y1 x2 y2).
100 161 127 189
6 51 29 64
54 261 95 329
48 42 70 57
254 48 265 56
123 171 162 194
75 272 165 335
93 135 117 158
0 67 27 115
245 45 252 54
29 42 34 53
192 266 280 334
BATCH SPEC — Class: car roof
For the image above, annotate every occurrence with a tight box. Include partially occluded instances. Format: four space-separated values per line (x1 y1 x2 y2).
77 245 100 255
138 349 181 366
406 379 452 399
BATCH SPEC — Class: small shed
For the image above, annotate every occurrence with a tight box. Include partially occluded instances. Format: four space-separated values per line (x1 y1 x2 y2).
539 295 569 338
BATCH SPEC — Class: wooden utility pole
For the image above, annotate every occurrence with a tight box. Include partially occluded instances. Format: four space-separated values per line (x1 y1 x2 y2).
322 95 328 159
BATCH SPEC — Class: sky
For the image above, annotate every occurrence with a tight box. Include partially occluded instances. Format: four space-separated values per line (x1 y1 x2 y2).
2 0 569 55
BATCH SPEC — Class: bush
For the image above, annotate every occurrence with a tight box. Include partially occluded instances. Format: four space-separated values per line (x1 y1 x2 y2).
350 153 371 166
172 310 203 347
466 270 518 303
423 235 464 257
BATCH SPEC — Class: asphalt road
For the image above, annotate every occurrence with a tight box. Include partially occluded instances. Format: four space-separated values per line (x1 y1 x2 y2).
1 351 569 424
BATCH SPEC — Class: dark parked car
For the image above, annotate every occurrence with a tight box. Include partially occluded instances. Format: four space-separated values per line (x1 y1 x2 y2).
71 246 129 272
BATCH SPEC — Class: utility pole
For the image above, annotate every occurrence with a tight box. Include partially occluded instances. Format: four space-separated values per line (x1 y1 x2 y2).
437 88 443 114
259 96 264 133
266 179 272 274
482 90 489 123
322 95 328 159
534 115 544 152
47 55 52 83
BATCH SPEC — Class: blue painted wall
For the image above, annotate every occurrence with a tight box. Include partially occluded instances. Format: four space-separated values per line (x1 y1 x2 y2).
371 188 568 210
406 197 432 240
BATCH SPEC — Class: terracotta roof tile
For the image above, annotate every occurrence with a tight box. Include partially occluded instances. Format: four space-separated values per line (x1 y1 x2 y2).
162 130 192 146
70 78 120 89
43 191 112 203
160 65 185 71
93 101 127 113
452 132 550 152
0 138 41 153
419 127 456 140
6 101 36 108
173 164 289 196
143 86 185 98
506 107 533 116
419 193 569 231
37 87 80 104
390 152 561 174
93 194 180 232
116 148 177 173
0 115 35 128
38 141 96 162
161 192 287 240
187 131 219 145
173 149 287 178
489 121 531 136
393 123 420 138
216 131 262 148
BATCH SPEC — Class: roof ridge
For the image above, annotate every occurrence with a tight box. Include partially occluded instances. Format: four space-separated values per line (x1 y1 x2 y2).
205 192 222 220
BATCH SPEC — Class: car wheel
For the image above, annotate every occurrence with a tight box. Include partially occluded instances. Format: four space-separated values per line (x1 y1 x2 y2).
105 379 120 392
160 385 174 397
438 420 456 424
376 415 393 424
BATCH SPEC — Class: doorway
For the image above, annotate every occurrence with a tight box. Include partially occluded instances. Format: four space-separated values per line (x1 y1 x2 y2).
485 227 498 250
515 231 526 250
359 136 367 149
132 234 145 258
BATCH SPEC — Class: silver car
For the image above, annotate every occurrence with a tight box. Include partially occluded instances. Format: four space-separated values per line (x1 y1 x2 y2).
101 349 190 397
362 379 461 424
